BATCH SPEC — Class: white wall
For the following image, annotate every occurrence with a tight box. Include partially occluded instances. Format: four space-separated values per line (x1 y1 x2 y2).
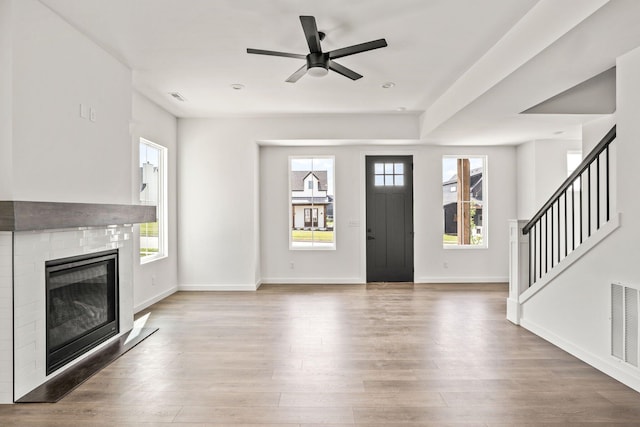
177 119 261 290
177 115 419 289
515 138 582 219
131 92 178 311
583 114 616 154
2 0 179 316
414 145 516 283
260 145 364 284
10 0 132 204
259 144 516 284
516 140 535 218
0 0 12 199
519 46 640 392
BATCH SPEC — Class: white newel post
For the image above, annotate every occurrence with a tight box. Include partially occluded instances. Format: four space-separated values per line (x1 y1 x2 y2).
507 220 529 325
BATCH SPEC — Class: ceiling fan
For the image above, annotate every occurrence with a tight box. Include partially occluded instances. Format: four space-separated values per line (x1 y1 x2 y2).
247 15 388 83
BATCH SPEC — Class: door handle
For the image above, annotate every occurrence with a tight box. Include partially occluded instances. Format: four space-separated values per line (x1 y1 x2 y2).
367 235 375 240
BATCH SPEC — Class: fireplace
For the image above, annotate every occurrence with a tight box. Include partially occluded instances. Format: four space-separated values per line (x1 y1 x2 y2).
46 249 119 375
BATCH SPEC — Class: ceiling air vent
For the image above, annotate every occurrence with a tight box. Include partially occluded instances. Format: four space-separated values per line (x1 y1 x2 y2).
169 92 186 102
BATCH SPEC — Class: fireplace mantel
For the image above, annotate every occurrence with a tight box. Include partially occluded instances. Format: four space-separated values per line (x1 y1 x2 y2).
0 201 156 231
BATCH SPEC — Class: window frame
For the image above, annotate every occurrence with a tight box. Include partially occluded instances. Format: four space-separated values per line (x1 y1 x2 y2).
139 138 168 264
289 155 336 251
442 155 488 250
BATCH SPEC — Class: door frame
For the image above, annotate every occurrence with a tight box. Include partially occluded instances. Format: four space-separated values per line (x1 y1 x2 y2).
359 150 416 283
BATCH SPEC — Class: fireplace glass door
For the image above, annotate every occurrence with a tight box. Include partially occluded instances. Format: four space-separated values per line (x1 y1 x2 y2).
46 249 119 374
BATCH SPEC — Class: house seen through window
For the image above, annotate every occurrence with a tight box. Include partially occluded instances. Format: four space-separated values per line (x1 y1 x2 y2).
442 156 486 247
140 139 167 261
290 157 335 249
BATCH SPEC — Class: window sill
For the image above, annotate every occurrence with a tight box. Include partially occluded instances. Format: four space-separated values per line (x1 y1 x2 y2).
140 253 168 265
443 245 488 250
289 245 336 251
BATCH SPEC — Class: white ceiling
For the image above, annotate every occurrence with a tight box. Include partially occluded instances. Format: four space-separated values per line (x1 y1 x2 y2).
38 0 640 144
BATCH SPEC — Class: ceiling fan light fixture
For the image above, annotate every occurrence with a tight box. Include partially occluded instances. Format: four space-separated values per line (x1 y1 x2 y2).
307 66 329 77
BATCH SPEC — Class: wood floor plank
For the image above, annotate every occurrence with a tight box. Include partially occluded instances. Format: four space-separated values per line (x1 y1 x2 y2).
173 405 354 424
2 283 640 426
279 391 446 408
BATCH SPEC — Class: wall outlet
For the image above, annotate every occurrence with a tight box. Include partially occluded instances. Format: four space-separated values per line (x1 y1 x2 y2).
289 262 294 270
90 108 96 122
443 262 448 269
79 103 88 119
151 276 156 286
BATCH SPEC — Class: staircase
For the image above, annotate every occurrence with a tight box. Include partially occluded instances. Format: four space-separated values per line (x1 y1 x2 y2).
504 124 640 392
508 125 619 323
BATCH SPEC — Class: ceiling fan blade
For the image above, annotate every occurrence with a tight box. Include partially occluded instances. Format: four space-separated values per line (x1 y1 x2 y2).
285 64 308 83
246 48 306 59
328 39 388 60
329 61 363 80
300 16 322 53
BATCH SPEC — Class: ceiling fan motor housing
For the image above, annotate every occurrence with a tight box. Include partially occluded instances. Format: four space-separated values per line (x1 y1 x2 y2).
306 52 329 76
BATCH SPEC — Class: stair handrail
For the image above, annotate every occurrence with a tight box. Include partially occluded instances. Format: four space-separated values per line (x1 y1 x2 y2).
522 125 616 235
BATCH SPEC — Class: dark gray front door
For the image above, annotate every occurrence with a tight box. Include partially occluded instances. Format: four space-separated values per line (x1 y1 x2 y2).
366 156 414 282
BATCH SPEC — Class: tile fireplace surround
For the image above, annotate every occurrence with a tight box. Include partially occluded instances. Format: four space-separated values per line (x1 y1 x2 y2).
0 201 155 403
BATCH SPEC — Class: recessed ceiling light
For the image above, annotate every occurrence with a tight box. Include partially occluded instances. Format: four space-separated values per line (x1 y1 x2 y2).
396 107 407 111
231 84 245 90
381 82 395 89
169 92 186 102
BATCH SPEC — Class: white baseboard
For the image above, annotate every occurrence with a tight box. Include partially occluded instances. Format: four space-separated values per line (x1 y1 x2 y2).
415 276 508 284
134 286 178 313
178 283 259 291
520 317 640 393
260 277 364 285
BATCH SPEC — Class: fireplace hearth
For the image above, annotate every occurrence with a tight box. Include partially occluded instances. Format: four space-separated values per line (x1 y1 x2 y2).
46 250 119 375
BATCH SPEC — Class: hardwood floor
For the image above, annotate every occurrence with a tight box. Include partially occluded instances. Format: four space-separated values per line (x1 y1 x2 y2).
2 283 640 426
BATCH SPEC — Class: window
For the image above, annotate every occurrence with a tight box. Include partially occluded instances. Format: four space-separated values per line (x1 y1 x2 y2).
442 156 486 247
140 139 167 262
290 156 335 249
567 151 582 176
567 151 582 191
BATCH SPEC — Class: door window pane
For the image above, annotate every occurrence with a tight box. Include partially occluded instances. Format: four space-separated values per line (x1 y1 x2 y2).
374 162 406 187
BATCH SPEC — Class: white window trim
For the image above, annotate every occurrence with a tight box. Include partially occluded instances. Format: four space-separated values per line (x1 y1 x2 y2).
140 138 168 264
442 155 488 249
289 155 336 251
